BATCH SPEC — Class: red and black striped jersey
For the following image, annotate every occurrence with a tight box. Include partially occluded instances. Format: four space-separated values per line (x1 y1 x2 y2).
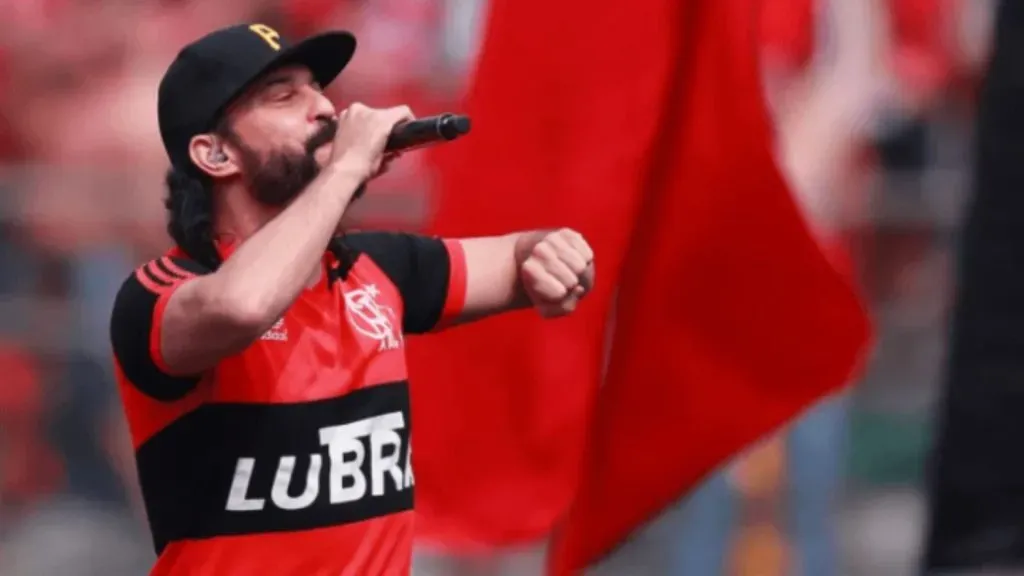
108 232 467 576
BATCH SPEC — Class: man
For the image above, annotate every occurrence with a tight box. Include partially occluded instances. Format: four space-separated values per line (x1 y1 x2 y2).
108 23 595 576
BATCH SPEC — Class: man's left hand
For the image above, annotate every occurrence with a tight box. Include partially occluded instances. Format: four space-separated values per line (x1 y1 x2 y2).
518 228 595 318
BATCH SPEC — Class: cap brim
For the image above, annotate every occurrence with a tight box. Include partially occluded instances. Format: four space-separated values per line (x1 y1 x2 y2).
273 31 357 88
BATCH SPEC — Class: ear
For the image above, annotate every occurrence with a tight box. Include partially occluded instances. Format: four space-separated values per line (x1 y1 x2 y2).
188 133 241 179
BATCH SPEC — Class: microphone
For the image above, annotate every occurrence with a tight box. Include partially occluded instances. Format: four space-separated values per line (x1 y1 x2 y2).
385 113 471 152
337 114 469 239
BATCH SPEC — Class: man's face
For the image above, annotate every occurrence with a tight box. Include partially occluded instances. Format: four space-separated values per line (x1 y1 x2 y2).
220 65 339 207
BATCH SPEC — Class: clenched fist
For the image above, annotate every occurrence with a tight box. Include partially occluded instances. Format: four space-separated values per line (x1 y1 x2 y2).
519 228 595 318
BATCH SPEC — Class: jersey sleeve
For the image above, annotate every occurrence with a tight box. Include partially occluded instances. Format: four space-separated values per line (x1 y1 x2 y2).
109 255 210 401
345 232 468 334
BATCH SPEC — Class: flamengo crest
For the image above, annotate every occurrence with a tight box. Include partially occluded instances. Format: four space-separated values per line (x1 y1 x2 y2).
343 283 402 351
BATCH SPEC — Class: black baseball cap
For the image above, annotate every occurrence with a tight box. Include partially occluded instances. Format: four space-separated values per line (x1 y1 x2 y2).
158 23 356 173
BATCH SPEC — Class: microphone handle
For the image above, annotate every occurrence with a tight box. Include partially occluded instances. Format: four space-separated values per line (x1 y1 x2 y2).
350 114 470 201
385 113 471 152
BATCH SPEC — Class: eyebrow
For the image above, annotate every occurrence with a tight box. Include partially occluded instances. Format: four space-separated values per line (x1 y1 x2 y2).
259 74 293 89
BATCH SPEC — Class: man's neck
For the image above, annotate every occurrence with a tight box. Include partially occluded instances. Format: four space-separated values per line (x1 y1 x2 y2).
212 185 281 243
211 185 322 288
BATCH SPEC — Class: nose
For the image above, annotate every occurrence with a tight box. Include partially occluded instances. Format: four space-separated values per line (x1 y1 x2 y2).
307 86 337 123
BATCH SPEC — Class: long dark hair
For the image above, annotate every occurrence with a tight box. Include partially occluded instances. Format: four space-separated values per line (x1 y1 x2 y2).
164 167 221 270
163 117 234 270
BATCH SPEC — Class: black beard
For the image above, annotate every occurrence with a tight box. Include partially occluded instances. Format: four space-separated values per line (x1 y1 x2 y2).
242 146 319 207
237 118 357 207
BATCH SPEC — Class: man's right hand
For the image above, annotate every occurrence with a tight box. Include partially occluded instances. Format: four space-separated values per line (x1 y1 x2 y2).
329 103 414 181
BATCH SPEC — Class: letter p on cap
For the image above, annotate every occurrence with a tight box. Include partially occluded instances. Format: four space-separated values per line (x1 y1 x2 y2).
249 24 281 51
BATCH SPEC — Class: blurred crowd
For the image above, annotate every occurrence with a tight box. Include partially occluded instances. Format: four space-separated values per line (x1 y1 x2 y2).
0 0 999 574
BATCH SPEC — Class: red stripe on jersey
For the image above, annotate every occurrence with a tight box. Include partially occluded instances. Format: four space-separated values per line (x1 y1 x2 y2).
146 260 178 285
160 257 195 280
150 288 184 376
135 266 170 295
139 259 197 375
440 239 467 325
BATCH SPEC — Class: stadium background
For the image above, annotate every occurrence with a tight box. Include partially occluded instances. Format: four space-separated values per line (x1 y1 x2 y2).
0 0 995 574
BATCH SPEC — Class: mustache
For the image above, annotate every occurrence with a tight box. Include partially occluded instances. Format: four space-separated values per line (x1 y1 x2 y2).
305 119 338 154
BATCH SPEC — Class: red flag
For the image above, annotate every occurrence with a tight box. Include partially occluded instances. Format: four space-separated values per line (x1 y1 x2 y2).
404 0 680 550
548 0 872 571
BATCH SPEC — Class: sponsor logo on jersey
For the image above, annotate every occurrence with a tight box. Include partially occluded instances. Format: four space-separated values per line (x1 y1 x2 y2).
225 411 413 512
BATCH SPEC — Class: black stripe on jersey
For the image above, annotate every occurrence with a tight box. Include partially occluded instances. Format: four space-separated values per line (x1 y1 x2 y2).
141 262 173 287
135 381 414 553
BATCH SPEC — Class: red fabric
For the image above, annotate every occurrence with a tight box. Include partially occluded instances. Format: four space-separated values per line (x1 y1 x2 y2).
405 0 673 548
760 0 816 71
439 239 468 325
547 0 872 571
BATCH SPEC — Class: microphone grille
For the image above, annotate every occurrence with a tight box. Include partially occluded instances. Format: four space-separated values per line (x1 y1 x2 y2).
438 114 472 140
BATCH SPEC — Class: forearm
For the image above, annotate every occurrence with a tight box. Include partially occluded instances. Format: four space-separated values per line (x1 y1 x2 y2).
457 230 547 319
212 161 365 322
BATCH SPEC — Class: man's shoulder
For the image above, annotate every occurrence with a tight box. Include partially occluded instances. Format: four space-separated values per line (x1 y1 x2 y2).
344 230 437 250
122 249 212 296
343 231 445 259
343 231 446 280
109 247 206 404
110 249 212 322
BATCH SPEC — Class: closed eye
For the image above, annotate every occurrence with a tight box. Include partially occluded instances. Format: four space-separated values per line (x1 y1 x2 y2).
264 82 295 102
256 69 319 102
